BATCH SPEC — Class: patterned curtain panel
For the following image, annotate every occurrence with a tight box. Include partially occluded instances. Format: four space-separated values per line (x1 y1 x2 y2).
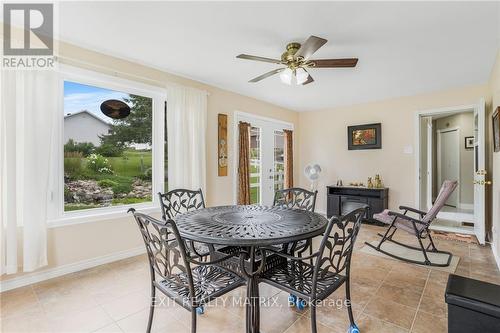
284 129 294 189
238 122 251 205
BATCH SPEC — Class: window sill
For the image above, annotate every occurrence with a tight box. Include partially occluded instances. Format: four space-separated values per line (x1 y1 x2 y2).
47 203 160 228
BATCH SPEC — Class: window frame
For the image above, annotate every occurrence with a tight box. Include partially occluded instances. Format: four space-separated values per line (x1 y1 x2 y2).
48 65 167 227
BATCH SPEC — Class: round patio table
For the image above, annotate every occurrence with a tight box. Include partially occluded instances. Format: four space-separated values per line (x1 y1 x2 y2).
175 205 328 333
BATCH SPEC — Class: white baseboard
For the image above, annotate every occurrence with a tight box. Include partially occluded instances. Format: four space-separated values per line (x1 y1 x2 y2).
0 246 145 293
316 210 327 217
492 242 500 272
459 203 474 210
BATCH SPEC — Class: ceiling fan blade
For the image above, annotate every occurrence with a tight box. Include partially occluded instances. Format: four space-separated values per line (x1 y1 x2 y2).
237 54 282 64
301 74 314 85
249 68 284 83
295 36 327 60
310 58 358 68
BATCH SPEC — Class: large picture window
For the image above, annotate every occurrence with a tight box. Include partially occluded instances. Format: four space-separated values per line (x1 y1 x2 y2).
63 80 160 212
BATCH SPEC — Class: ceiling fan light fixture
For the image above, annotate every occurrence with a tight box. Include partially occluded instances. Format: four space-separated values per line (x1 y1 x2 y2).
295 68 309 85
280 68 293 85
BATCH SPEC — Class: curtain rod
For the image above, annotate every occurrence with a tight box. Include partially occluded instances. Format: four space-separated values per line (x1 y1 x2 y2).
54 55 210 96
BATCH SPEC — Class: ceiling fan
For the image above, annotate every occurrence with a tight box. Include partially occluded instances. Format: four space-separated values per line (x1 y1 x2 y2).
236 35 358 85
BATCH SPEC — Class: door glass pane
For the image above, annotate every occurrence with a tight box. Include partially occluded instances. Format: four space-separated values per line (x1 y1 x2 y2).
250 127 261 204
274 130 285 192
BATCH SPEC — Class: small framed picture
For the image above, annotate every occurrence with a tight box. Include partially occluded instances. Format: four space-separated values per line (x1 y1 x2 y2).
493 107 500 153
464 136 474 150
347 123 382 150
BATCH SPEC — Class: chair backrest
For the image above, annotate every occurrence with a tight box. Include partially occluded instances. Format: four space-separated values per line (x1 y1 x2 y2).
129 209 195 305
273 187 318 212
158 188 206 220
422 180 458 224
314 207 366 279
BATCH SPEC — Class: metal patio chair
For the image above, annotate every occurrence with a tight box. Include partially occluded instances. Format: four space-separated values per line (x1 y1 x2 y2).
129 209 244 333
158 188 212 259
365 180 458 267
260 207 366 333
273 187 318 257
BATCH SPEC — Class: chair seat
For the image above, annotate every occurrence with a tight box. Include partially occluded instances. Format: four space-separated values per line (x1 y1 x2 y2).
156 265 244 308
373 209 426 235
260 260 346 301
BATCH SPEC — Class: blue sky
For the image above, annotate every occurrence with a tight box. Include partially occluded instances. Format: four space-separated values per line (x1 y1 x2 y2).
64 81 129 122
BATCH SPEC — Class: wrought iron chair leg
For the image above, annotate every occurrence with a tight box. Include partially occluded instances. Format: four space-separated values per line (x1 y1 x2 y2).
191 309 197 333
147 283 155 333
310 302 318 333
345 277 355 327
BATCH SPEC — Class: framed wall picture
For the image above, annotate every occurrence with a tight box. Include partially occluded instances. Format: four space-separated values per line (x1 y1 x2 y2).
347 123 382 150
493 107 500 153
464 136 474 150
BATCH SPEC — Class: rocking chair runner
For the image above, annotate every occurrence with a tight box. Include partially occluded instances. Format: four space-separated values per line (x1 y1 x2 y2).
365 180 458 267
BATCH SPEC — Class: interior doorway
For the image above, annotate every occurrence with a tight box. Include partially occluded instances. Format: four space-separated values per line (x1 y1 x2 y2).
416 100 487 244
437 128 460 207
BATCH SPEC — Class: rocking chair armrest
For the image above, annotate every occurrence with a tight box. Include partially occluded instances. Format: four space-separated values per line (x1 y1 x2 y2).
387 211 429 227
260 246 320 261
399 205 426 217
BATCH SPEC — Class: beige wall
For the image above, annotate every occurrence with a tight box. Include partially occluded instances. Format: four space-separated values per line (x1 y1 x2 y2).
297 85 488 214
3 41 499 286
1 42 299 283
433 112 475 205
489 51 500 263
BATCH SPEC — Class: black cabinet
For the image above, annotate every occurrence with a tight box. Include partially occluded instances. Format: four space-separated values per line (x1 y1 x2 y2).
326 186 388 222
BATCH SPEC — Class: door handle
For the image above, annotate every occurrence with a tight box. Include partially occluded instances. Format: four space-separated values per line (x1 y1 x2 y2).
474 180 492 185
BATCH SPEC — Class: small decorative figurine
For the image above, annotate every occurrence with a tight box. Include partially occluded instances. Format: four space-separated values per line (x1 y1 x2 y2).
374 174 383 188
367 177 373 188
337 180 343 186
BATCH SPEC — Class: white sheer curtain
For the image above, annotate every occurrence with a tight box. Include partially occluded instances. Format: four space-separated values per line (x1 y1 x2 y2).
166 84 207 192
1 70 59 274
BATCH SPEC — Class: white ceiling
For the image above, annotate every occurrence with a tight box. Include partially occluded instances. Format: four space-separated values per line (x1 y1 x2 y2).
59 1 499 112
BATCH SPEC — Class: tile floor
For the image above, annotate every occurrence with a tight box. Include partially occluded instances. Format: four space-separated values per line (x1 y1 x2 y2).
1 224 500 333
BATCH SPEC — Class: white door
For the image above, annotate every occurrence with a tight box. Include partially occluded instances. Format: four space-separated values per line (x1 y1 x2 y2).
473 98 486 245
234 113 293 206
437 128 460 207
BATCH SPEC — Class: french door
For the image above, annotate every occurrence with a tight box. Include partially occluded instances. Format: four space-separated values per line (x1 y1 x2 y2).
234 112 293 205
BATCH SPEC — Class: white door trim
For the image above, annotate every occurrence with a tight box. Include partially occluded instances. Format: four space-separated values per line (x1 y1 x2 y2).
414 104 475 209
436 127 461 207
426 118 433 210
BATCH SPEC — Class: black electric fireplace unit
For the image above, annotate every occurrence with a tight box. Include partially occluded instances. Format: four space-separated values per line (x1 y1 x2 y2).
326 186 388 224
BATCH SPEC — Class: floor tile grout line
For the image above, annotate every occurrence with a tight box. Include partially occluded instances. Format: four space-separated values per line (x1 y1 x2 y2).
360 312 413 332
358 262 394 316
281 313 304 333
408 268 431 332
